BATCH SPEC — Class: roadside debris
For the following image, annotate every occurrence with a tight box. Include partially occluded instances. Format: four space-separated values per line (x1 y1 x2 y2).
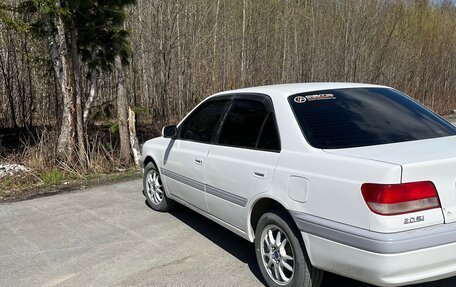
0 164 29 179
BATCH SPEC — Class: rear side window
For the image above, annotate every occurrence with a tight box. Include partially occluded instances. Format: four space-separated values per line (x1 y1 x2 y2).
289 88 456 149
257 114 280 151
218 99 270 149
179 99 229 143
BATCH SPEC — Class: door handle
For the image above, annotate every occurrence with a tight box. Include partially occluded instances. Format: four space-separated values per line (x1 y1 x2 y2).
194 157 203 165
253 170 266 178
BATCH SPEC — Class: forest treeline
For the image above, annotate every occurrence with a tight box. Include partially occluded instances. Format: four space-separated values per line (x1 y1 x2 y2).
1 0 456 168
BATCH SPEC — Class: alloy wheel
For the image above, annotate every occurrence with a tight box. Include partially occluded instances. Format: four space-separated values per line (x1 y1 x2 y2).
145 170 164 205
260 224 295 285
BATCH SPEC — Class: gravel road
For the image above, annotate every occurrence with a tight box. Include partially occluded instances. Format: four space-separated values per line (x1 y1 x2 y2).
1 179 455 287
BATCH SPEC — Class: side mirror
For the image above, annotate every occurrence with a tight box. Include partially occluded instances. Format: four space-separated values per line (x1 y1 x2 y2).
162 125 177 139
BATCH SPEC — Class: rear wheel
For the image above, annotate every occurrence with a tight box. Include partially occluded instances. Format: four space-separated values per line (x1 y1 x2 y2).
255 211 323 287
143 162 174 212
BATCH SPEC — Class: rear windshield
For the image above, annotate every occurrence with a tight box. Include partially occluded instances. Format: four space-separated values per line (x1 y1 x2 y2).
288 88 456 149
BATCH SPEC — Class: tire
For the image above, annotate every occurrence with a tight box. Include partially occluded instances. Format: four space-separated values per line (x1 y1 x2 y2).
255 210 324 287
143 162 174 212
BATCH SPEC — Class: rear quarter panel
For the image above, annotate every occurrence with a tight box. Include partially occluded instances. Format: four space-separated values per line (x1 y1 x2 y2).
272 150 402 230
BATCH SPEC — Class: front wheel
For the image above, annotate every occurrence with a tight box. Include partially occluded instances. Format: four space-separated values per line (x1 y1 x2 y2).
143 162 174 212
255 211 324 287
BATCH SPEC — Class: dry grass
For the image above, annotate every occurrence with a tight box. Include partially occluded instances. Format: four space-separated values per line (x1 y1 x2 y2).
0 129 139 199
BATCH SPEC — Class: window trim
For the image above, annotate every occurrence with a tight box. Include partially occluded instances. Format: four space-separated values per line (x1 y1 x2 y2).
214 93 281 153
255 112 271 148
177 95 232 143
255 112 281 152
176 93 281 153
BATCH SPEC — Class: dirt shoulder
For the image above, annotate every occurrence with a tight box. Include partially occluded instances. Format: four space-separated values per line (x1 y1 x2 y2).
0 170 141 202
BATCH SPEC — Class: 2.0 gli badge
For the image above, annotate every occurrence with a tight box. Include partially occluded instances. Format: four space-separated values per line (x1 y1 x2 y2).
404 215 424 224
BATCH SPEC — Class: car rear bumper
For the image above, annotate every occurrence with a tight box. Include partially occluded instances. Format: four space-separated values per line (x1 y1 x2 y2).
291 211 456 286
304 233 456 286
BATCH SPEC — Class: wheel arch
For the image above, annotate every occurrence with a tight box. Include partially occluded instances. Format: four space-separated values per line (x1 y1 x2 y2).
143 155 157 169
248 196 319 272
248 196 297 241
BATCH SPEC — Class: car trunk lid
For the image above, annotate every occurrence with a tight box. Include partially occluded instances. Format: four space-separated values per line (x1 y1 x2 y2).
325 136 456 223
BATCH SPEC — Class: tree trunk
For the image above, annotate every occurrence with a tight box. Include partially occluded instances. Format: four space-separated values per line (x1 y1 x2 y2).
0 49 17 128
128 107 140 167
70 26 87 167
115 53 132 166
46 1 75 161
176 0 184 117
240 0 247 86
24 35 34 126
212 0 220 90
83 50 98 124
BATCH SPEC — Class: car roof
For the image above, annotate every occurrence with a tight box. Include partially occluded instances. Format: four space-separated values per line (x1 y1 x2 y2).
211 82 389 99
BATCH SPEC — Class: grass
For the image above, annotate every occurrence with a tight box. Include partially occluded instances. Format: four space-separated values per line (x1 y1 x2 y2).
41 169 66 186
0 174 39 196
0 166 140 201
0 128 143 200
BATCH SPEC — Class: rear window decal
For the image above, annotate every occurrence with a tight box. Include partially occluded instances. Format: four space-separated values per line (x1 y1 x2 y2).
294 94 336 103
305 94 336 101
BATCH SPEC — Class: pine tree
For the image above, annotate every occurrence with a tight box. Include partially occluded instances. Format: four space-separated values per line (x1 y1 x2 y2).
1 0 136 166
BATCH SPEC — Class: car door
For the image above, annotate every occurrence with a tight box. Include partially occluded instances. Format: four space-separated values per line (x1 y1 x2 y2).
204 95 281 231
162 97 230 212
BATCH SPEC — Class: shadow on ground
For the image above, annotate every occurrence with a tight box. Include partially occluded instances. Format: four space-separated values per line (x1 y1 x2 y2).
168 205 267 285
164 203 456 287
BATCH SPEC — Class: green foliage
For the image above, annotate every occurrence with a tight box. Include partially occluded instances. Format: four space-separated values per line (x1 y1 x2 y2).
131 106 148 116
74 0 136 70
40 168 65 186
0 3 30 33
108 122 119 135
2 0 136 78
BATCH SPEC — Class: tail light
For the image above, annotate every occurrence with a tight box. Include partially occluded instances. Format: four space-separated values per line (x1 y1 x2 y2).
361 181 440 215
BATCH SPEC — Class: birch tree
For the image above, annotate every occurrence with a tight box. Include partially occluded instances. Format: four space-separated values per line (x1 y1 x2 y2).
46 0 76 160
2 0 456 162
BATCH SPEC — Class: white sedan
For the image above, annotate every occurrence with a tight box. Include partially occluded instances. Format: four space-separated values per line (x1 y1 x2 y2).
140 83 456 287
